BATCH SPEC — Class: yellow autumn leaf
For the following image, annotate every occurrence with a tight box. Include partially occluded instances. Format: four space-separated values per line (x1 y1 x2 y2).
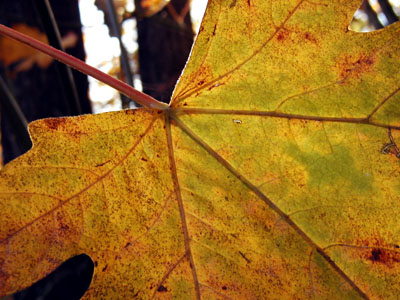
1 0 400 299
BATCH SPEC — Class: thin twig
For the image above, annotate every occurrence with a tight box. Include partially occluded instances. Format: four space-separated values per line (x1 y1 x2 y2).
0 24 168 110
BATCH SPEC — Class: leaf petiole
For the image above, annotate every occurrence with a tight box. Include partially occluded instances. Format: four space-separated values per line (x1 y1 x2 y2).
0 24 169 110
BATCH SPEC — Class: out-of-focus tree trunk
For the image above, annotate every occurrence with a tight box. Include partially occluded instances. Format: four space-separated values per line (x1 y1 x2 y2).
135 0 194 103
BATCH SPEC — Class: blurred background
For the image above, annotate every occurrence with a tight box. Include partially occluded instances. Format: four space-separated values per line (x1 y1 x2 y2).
0 0 399 299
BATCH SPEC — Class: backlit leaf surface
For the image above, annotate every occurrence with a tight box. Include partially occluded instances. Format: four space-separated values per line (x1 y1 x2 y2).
1 0 400 299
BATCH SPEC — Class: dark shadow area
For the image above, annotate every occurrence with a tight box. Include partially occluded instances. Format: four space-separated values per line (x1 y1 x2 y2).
10 254 94 300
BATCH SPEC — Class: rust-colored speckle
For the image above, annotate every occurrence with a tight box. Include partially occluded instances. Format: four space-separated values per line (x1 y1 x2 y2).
351 236 400 269
304 32 317 44
367 248 400 268
43 118 67 130
60 223 69 231
177 64 213 100
277 31 288 41
337 53 376 81
194 65 212 86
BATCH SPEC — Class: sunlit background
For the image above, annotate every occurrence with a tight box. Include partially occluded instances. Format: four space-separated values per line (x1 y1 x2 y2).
351 0 400 31
78 0 207 113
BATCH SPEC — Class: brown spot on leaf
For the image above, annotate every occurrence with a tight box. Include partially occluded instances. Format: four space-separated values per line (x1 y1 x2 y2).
304 32 317 44
157 285 167 292
370 249 382 261
367 248 400 267
43 118 67 130
351 236 400 268
276 30 289 42
193 65 212 87
60 223 69 231
187 65 213 93
337 53 376 81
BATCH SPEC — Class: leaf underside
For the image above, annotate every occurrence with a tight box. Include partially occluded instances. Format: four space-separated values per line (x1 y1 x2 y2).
1 0 400 299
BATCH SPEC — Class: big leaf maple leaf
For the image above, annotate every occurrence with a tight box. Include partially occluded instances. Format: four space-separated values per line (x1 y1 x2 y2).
1 0 400 299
